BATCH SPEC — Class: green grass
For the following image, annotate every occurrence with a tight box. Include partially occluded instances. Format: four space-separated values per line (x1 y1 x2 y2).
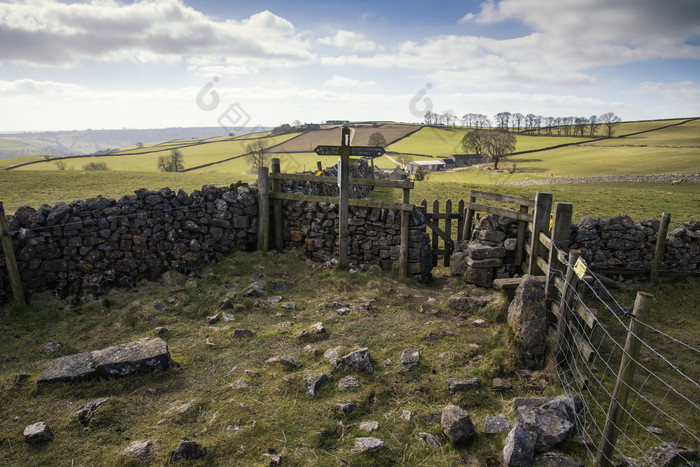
589 119 700 147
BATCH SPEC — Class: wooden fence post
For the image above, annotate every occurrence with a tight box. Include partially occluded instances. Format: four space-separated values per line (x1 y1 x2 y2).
271 158 284 252
462 191 476 241
553 249 580 364
337 126 351 270
444 199 452 267
457 199 465 242
545 202 573 302
399 188 410 279
527 192 553 275
514 204 528 268
596 292 653 467
650 212 671 281
0 201 26 306
431 200 439 266
257 167 270 252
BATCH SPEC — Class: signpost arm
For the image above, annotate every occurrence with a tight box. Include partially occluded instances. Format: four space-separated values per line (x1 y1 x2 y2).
338 127 351 270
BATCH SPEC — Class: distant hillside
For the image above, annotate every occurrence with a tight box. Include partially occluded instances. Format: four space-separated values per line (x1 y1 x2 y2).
0 126 271 159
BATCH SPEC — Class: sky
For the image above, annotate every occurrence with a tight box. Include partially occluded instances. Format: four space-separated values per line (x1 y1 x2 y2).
1 0 699 132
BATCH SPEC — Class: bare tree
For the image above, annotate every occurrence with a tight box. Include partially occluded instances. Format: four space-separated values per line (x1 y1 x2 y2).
495 112 511 131
574 117 589 136
512 113 524 132
246 140 270 171
483 130 516 170
396 154 411 168
599 112 622 137
55 160 67 170
158 149 185 172
368 132 387 147
475 114 491 129
461 129 485 155
588 115 599 137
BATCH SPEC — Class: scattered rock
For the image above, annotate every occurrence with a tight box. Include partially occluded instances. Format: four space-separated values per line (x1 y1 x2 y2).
153 300 170 314
336 307 351 316
165 400 197 415
227 380 249 392
23 422 53 444
222 312 235 322
336 402 356 413
492 378 512 391
473 319 486 327
418 432 445 448
447 377 481 394
304 373 328 397
207 313 220 324
422 332 440 341
310 322 326 333
13 374 30 385
515 405 574 452
646 426 663 435
263 452 282 466
277 321 294 329
503 426 537 467
281 302 296 310
122 440 158 460
218 298 233 310
383 359 392 366
156 418 175 426
352 437 387 454
401 410 415 421
44 341 62 356
271 282 287 292
400 348 420 371
534 452 584 466
507 275 547 369
441 405 476 446
242 281 266 298
338 376 363 389
74 397 109 428
645 443 699 466
266 355 302 369
267 295 283 303
233 329 253 338
359 421 379 432
483 416 510 434
342 348 374 374
38 338 171 383
154 327 168 336
170 440 206 462
447 291 495 313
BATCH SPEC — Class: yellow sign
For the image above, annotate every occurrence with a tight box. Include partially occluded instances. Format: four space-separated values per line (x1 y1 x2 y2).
574 257 587 280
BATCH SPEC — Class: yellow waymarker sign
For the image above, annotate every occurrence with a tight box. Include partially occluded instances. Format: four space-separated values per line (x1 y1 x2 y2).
574 257 587 280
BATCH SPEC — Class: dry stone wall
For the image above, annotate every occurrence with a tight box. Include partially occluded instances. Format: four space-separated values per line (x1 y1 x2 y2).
0 184 259 302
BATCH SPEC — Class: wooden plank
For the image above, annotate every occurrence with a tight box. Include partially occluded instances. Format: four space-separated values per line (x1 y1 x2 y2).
557 249 568 264
338 127 351 270
457 199 465 242
0 201 26 305
572 327 595 362
527 192 553 275
514 204 528 268
574 365 590 390
432 199 439 266
257 167 270 252
574 300 598 330
462 191 476 241
444 199 452 267
349 198 413 212
524 242 532 256
269 192 413 211
536 256 549 275
539 231 552 251
423 218 455 248
423 212 462 220
269 172 413 189
467 202 533 222
554 275 565 295
545 202 573 303
470 190 535 207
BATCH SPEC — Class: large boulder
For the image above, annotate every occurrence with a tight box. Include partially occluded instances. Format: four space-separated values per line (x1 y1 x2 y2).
507 275 547 369
644 443 699 466
441 405 476 446
515 405 574 452
38 338 171 383
342 348 374 374
23 422 53 444
503 426 537 467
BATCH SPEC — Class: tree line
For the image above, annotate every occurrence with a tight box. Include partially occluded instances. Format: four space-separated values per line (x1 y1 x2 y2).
425 111 622 137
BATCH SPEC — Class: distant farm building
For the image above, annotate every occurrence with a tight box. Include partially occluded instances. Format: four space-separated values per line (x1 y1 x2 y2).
406 160 446 173
375 166 407 180
325 120 350 125
304 123 321 130
449 154 486 167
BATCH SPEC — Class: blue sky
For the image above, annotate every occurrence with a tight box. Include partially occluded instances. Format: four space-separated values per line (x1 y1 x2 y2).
1 0 699 131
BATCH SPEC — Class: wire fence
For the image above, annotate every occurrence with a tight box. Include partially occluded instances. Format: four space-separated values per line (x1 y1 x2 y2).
549 242 699 465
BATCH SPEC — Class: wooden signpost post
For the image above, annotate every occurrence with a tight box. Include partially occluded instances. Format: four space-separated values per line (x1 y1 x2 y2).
313 127 385 270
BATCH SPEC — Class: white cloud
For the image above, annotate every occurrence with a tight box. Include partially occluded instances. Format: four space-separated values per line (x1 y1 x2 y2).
633 81 700 102
325 75 375 88
318 30 378 52
0 0 315 68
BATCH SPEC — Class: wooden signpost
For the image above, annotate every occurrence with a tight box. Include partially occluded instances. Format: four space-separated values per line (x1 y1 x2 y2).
313 128 386 270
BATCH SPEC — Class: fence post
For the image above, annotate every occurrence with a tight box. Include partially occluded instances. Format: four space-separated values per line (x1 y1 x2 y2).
462 191 476 241
271 159 284 252
337 126 351 270
545 202 573 302
444 199 452 267
431 200 439 266
257 167 270 252
514 204 528 269
0 202 26 306
527 192 553 275
650 212 671 281
399 188 410 279
596 292 653 467
553 249 580 364
457 199 465 242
